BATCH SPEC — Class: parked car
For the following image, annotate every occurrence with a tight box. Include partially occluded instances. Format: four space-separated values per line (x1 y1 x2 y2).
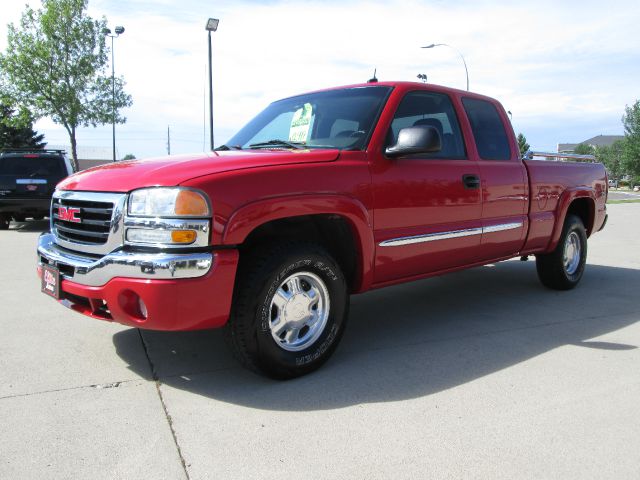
37 81 608 378
0 149 74 229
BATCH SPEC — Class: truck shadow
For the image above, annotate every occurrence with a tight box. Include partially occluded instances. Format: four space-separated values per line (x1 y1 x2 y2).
113 261 639 411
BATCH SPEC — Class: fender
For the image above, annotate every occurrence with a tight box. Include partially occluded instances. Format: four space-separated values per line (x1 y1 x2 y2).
222 194 375 292
547 187 596 252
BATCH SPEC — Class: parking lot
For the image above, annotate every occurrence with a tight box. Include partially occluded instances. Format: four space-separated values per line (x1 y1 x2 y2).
608 189 640 201
1 203 639 479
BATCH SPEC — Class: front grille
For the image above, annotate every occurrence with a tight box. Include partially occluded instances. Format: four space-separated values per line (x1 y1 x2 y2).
53 198 113 245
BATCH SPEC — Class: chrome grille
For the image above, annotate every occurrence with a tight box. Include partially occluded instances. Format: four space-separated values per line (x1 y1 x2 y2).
53 198 113 245
51 191 127 256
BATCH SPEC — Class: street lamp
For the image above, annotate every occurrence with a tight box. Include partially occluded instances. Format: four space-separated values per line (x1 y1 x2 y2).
421 43 469 91
103 25 125 162
205 18 219 151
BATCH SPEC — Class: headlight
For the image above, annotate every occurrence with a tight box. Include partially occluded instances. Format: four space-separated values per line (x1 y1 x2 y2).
128 188 210 217
125 187 211 248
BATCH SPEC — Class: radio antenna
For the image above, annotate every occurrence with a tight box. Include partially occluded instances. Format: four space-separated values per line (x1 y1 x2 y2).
367 68 378 83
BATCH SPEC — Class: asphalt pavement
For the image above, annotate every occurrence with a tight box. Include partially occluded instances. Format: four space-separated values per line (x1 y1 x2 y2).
1 204 639 479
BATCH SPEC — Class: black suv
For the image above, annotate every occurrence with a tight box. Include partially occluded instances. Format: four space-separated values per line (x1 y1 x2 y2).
0 149 74 229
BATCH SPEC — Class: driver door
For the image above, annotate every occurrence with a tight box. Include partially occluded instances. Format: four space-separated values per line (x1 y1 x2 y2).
370 90 483 285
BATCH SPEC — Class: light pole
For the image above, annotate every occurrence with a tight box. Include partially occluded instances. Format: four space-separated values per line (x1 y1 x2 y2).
205 18 219 151
103 25 125 162
421 43 469 91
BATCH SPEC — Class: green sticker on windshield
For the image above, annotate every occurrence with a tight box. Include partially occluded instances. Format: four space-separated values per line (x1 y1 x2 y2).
289 103 312 143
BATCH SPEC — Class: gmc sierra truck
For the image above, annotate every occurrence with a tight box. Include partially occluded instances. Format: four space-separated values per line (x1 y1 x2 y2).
37 81 607 378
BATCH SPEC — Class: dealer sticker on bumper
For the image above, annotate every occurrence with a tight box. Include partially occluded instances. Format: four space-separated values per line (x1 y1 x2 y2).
41 264 60 299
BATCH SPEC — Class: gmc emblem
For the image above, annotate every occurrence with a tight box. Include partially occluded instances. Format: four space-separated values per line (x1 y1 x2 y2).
58 206 81 223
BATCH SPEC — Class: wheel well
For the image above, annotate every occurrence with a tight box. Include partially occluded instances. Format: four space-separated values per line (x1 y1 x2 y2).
566 198 595 236
240 215 359 292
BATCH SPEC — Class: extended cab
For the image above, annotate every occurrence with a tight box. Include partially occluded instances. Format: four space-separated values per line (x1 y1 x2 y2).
37 82 607 378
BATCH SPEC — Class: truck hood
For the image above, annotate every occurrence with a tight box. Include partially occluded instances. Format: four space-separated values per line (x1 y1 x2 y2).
57 149 340 192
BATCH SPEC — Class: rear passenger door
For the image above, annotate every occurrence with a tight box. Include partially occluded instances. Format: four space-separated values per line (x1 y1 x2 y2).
461 98 528 259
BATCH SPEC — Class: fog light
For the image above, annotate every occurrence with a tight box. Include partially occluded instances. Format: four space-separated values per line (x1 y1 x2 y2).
127 228 173 244
126 228 197 245
138 298 148 319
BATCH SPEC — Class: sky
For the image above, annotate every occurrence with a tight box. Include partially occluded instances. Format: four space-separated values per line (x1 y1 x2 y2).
1 0 639 159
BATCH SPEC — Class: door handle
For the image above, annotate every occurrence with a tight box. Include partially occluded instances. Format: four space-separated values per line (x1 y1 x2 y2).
462 174 480 189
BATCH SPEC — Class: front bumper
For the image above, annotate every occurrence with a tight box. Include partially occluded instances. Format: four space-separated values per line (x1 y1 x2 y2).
37 233 239 330
38 233 213 286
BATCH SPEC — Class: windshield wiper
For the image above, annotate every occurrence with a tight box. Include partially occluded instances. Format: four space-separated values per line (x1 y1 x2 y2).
214 144 242 151
249 139 305 149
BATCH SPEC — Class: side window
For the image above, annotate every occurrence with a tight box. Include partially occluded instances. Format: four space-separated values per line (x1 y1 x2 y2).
388 91 466 159
462 98 511 160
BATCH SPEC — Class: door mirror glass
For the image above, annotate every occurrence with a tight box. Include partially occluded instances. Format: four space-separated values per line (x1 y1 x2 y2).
385 126 441 158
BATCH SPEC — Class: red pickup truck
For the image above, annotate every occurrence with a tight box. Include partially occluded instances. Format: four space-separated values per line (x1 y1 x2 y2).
38 81 607 378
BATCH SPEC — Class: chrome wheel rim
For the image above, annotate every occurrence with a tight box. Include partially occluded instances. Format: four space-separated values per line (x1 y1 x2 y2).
268 271 330 352
563 231 581 275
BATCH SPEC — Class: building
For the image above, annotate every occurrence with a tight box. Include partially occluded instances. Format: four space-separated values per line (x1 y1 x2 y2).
47 144 115 170
558 135 624 153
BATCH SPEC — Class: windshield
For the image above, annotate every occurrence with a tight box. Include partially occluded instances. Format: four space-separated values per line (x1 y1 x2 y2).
225 86 392 150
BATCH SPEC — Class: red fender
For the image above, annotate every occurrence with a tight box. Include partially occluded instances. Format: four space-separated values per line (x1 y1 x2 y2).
222 194 375 292
547 188 596 252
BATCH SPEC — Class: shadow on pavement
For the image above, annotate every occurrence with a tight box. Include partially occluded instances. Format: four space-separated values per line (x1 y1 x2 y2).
113 261 639 411
11 219 50 233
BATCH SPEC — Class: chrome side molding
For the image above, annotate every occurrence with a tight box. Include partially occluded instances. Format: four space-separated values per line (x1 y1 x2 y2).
379 221 523 247
379 227 482 247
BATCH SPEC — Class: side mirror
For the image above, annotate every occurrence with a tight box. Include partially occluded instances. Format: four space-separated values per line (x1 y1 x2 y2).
385 126 441 158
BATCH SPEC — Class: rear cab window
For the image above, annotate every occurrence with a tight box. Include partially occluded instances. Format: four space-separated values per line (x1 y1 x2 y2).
462 98 512 160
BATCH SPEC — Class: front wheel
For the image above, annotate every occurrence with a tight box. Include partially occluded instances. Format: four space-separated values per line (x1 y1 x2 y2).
536 214 587 290
225 242 349 379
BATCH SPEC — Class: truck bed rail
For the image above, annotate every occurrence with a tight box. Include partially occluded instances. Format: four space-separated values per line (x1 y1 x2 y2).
523 151 596 163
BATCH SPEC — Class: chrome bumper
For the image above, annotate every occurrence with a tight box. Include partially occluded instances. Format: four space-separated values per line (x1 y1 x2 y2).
37 233 213 287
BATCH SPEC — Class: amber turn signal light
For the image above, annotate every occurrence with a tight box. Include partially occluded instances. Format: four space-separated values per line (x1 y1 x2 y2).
175 190 210 216
171 230 197 244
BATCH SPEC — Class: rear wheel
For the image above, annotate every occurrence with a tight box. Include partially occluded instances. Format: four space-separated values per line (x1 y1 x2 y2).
536 214 587 290
225 242 349 379
13 214 26 222
0 214 9 230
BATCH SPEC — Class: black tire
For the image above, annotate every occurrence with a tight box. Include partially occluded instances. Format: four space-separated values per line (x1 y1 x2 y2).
0 214 9 230
13 214 26 222
226 242 349 379
536 214 587 290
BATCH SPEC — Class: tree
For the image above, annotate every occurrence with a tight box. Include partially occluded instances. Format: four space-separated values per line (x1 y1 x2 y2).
622 100 640 180
0 0 132 170
573 143 595 156
0 102 46 149
595 140 625 181
517 133 529 156
122 153 136 160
